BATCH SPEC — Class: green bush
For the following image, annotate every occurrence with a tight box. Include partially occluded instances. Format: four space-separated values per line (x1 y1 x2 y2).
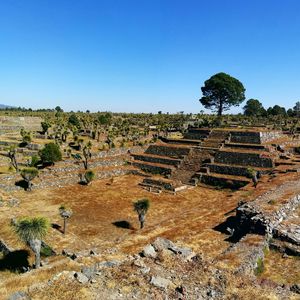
39 143 62 165
40 244 54 257
68 114 81 127
30 155 40 167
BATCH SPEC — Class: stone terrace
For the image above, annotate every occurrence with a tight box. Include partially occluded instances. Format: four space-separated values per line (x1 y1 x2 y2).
132 128 300 190
0 116 42 133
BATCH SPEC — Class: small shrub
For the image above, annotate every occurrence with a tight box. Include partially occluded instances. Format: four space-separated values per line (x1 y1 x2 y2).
29 155 40 167
40 244 54 257
84 170 95 185
254 257 264 276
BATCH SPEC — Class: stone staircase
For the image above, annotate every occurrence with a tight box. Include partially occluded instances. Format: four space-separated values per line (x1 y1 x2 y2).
199 130 230 150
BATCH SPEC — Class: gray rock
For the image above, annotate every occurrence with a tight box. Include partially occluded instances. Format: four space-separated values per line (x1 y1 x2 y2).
81 266 97 279
170 246 196 261
133 258 146 268
150 276 172 289
74 272 89 284
8 291 31 300
141 267 150 274
97 260 121 268
142 244 157 258
151 237 195 260
152 237 175 251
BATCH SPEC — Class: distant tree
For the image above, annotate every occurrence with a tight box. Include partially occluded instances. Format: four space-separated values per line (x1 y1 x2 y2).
21 167 38 191
41 121 51 134
199 72 246 116
287 108 295 117
267 105 286 116
68 114 81 128
59 205 72 234
98 113 112 126
133 198 150 229
39 143 62 165
8 146 19 172
55 106 63 112
293 101 300 117
82 141 92 170
243 99 266 116
13 217 49 268
20 129 31 145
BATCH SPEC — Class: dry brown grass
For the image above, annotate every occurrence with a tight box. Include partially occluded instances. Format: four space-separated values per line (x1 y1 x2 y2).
260 250 300 285
1 171 300 298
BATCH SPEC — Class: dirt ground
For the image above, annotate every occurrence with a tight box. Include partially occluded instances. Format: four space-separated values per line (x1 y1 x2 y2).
1 175 240 259
0 172 299 297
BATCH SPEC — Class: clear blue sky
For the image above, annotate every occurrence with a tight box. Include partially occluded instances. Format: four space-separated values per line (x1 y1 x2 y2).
1 0 300 113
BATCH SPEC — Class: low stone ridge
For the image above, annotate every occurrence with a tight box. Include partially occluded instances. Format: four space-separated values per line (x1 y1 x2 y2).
217 234 267 276
9 237 295 299
215 151 274 168
205 163 270 177
236 179 300 254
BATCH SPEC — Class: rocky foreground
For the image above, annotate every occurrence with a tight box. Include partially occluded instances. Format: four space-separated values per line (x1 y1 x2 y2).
8 238 299 300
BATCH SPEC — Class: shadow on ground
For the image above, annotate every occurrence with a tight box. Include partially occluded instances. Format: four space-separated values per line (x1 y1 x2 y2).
0 250 30 272
51 223 63 233
15 180 28 190
213 216 247 243
112 220 134 230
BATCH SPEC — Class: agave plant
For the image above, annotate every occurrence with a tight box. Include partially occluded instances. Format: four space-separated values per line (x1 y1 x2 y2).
133 198 150 229
21 167 39 191
13 217 49 269
59 205 73 234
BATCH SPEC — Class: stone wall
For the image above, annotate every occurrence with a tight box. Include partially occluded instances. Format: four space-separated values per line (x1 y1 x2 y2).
206 164 252 177
236 183 300 236
145 145 191 158
142 178 174 191
0 116 42 132
93 146 145 158
260 131 283 143
199 174 248 189
132 154 181 166
132 162 173 175
229 131 282 144
215 151 274 168
230 131 261 144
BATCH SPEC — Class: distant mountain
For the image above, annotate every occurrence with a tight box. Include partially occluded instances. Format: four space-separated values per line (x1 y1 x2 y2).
0 104 14 109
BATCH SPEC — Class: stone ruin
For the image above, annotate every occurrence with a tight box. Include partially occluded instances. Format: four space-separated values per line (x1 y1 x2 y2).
131 127 300 192
0 116 42 133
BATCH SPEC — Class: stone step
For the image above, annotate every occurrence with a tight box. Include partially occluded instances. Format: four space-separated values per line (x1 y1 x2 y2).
145 144 191 159
215 150 274 168
132 153 182 166
132 160 175 175
195 172 251 189
224 142 269 151
160 137 202 145
205 163 271 177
